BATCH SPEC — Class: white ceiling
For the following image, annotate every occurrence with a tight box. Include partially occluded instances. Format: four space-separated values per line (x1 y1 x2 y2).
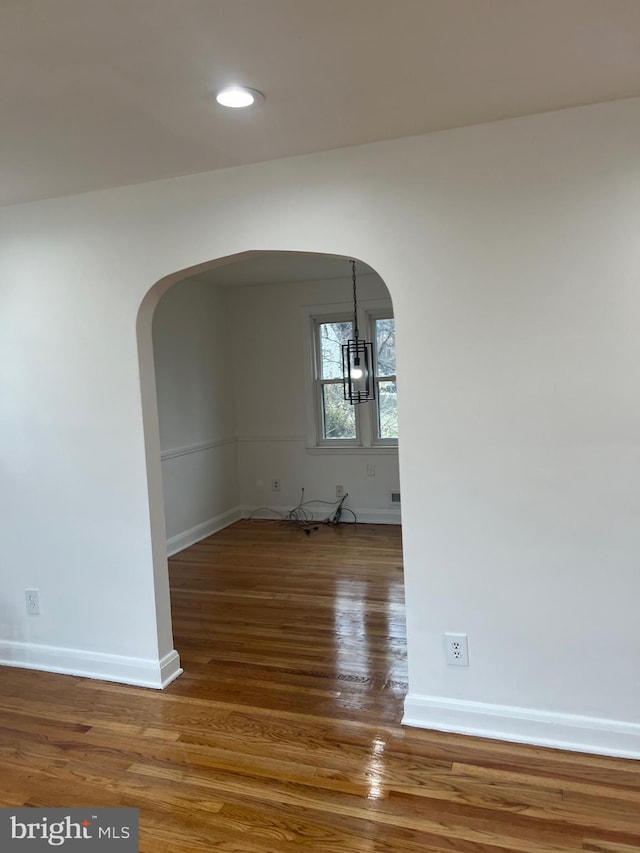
3 0 640 208
189 252 377 288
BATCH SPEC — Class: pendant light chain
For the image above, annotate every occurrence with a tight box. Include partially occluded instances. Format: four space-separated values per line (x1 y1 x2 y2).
351 259 360 339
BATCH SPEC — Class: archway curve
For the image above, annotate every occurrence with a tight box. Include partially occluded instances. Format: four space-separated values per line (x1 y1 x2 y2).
136 249 400 680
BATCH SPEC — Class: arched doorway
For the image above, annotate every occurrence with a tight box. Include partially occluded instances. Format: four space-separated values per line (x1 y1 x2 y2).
137 250 402 681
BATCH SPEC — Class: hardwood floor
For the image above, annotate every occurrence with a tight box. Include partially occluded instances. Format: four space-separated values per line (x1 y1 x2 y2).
1 520 640 851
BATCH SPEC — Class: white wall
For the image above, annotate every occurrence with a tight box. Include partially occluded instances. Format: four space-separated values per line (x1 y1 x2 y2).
152 278 240 553
152 270 400 548
225 274 400 522
2 96 640 752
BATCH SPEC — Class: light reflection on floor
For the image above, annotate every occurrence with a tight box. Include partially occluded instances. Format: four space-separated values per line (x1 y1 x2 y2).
332 574 406 799
366 734 387 800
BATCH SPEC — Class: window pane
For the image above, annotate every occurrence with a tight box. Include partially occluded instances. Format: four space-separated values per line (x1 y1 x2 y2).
377 381 398 439
320 321 352 380
375 318 396 376
322 383 356 439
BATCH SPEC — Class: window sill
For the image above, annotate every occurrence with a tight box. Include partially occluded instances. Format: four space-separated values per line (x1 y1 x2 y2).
306 444 398 455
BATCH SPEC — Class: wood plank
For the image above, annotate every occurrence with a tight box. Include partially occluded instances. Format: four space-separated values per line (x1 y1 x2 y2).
0 521 638 852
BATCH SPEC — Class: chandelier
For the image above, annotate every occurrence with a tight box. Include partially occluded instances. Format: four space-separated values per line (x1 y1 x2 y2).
341 260 375 404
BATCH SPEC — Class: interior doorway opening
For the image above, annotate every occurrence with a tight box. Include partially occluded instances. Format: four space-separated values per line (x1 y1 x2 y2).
137 249 403 681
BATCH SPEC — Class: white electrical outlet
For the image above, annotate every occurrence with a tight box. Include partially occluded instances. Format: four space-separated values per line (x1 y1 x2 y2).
444 632 469 666
271 479 280 492
25 589 40 616
336 485 345 498
367 464 375 477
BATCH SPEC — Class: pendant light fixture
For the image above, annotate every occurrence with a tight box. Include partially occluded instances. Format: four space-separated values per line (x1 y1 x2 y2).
342 260 375 404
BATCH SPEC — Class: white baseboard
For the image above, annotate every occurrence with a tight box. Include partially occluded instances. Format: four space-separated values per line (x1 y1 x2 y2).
0 641 183 690
242 504 401 525
167 506 242 556
403 693 640 760
159 650 183 688
352 507 401 525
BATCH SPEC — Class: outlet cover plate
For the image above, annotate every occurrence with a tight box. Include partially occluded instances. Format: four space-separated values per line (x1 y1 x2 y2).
25 589 40 616
444 632 469 666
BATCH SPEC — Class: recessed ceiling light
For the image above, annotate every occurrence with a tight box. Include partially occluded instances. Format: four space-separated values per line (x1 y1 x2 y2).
216 86 265 109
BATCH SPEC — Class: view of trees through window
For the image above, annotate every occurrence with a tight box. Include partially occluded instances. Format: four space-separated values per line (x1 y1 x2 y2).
317 317 397 441
319 321 356 439
375 318 398 439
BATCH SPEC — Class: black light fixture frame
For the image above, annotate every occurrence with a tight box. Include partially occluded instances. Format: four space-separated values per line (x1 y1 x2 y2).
342 260 376 404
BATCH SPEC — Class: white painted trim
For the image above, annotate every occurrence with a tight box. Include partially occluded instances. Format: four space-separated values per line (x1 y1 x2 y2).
402 694 640 760
242 504 401 525
233 433 398 453
352 508 401 524
167 506 242 556
235 434 307 443
305 445 399 456
159 650 183 688
0 641 183 690
160 437 235 461
160 433 399 454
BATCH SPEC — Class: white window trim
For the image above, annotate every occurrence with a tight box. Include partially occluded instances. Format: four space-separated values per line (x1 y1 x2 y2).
302 299 398 453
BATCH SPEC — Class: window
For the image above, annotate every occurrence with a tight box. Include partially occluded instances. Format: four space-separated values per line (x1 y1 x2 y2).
373 316 398 440
311 311 397 448
318 320 357 440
